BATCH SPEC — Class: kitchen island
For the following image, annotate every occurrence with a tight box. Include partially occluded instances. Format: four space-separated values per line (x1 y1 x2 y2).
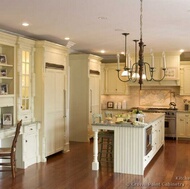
92 113 165 175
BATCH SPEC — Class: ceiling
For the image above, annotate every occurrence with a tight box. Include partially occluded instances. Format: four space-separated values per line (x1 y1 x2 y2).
1 0 190 62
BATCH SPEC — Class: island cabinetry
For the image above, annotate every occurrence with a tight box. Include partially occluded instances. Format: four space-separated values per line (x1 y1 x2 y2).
34 41 69 158
180 62 190 95
92 113 165 175
144 116 164 168
69 54 102 142
0 32 17 126
101 63 129 95
16 37 35 124
177 112 190 139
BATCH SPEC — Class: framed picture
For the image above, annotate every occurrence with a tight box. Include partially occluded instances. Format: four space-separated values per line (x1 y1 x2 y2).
1 69 7 77
0 84 8 95
3 113 12 126
0 54 7 64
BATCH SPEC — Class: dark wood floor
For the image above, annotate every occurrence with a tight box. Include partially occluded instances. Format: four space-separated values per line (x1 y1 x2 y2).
1 139 190 189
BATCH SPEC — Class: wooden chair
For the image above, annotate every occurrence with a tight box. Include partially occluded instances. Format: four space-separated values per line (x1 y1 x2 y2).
0 120 22 178
98 130 114 165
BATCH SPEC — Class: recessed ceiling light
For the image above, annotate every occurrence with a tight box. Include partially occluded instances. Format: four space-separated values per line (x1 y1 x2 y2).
22 22 29 27
98 16 107 20
101 50 105 53
64 37 70 40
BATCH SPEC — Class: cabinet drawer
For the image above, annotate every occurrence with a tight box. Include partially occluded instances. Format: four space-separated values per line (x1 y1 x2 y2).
24 124 37 134
20 114 32 122
0 96 14 107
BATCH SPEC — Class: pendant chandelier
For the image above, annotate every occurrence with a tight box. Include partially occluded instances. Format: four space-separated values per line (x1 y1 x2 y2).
116 0 166 90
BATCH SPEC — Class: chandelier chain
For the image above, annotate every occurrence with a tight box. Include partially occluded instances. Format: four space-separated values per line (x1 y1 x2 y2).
140 0 143 40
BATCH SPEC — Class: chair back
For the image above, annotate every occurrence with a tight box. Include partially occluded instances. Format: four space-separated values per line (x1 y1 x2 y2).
11 120 22 153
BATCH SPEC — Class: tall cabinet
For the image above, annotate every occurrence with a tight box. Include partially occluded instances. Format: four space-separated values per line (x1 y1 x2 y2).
34 41 69 159
69 54 102 142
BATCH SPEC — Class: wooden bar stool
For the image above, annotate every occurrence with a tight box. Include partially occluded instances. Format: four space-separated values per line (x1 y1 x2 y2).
98 130 114 165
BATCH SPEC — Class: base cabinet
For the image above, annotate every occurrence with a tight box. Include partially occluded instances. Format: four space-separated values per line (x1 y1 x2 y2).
177 112 190 139
20 123 40 168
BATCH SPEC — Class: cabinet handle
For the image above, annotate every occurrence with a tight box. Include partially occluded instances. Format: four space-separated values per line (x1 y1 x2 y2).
30 128 33 131
25 140 27 143
90 89 92 113
63 89 66 118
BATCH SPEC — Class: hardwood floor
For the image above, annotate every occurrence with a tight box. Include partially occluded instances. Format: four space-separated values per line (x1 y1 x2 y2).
1 139 190 189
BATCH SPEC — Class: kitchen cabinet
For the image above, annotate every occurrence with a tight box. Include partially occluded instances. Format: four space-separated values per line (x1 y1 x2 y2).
16 37 35 124
180 62 190 95
0 32 16 126
128 52 180 87
92 113 165 175
102 63 130 95
177 112 190 139
34 41 69 158
69 54 102 142
22 122 40 168
144 116 164 168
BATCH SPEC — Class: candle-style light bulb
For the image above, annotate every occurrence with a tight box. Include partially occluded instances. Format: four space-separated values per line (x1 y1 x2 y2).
117 53 120 70
162 51 166 69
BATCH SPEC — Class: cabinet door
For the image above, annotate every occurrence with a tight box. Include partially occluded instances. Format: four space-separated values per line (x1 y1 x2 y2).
24 133 37 167
44 70 65 156
177 114 186 137
89 75 100 138
180 66 190 95
185 114 190 137
105 66 127 94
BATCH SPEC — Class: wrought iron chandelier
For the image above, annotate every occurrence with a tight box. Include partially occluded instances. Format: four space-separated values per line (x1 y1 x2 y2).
116 0 166 90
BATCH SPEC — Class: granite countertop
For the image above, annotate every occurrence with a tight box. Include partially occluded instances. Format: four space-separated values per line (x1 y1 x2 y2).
92 112 165 128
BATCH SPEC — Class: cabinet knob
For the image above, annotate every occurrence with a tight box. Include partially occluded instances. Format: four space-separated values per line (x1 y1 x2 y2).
25 140 28 143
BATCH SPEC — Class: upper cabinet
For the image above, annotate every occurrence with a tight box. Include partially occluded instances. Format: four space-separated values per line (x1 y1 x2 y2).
101 63 130 95
180 61 190 95
128 52 180 87
16 37 35 124
0 32 17 126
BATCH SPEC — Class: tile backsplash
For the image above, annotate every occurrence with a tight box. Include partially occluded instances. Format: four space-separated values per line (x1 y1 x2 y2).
101 86 190 110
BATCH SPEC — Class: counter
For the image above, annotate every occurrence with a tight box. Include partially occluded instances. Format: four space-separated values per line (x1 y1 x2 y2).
92 113 165 175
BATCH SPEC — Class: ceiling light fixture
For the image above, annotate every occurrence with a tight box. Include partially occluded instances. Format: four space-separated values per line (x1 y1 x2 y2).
22 22 29 27
116 0 166 90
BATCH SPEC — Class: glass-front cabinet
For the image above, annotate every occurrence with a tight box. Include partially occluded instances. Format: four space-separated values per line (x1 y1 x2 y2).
21 51 30 111
17 37 35 123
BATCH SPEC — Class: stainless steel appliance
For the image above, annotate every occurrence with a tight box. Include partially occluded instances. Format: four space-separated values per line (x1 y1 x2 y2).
146 108 177 138
145 126 152 155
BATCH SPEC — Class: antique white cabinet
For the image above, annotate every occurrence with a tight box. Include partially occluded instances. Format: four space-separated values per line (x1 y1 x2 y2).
16 37 35 124
69 54 102 142
102 63 130 95
34 41 69 158
177 112 190 139
20 122 40 168
180 62 190 95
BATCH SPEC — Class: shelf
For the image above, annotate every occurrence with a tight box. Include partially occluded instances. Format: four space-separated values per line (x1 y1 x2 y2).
0 76 13 80
0 63 13 67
